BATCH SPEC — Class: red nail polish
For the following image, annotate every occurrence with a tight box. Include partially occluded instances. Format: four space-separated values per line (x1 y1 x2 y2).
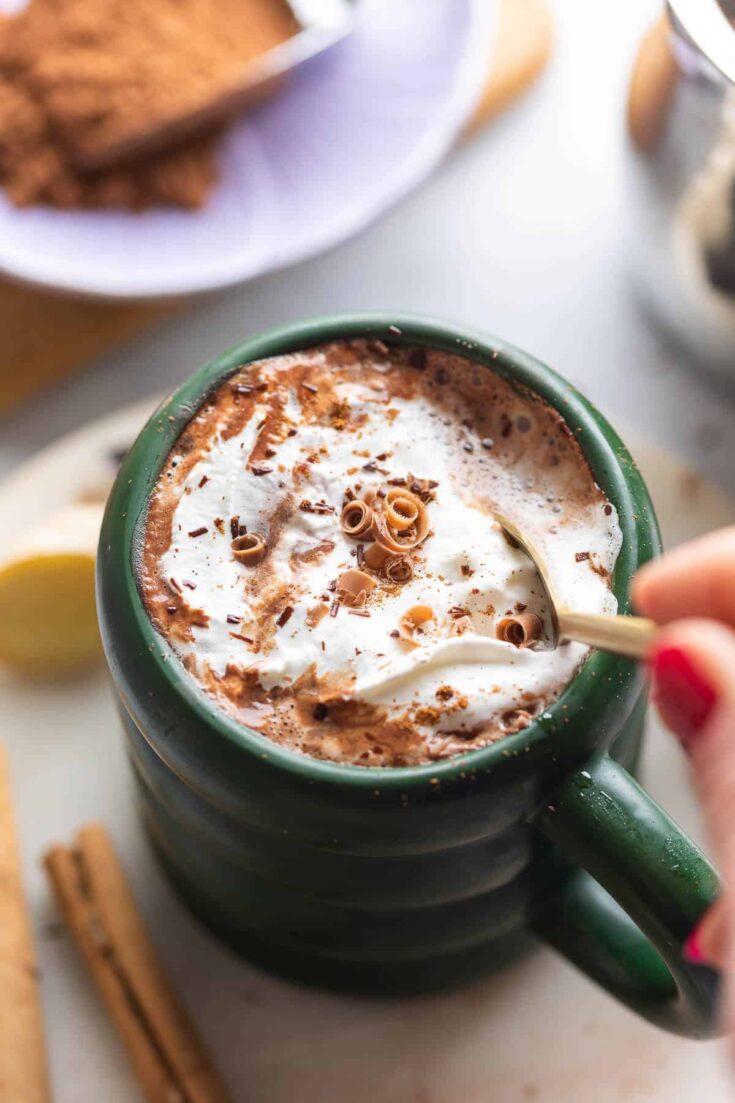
651 647 717 747
684 927 708 966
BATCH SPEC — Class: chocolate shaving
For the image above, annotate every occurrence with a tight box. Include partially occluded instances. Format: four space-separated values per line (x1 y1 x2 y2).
187 526 208 538
340 500 374 539
575 551 590 562
276 606 294 628
230 516 240 539
496 613 543 649
384 493 419 532
306 604 329 628
182 579 197 591
229 632 254 643
226 614 240 625
348 609 371 618
168 577 182 593
250 464 273 477
363 541 392 570
336 569 376 607
398 604 434 646
329 599 340 618
198 475 209 488
384 556 413 584
302 382 318 394
448 615 473 637
500 708 535 734
231 532 266 566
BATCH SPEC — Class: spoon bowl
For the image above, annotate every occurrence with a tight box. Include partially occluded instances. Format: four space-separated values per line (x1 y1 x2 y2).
494 513 657 660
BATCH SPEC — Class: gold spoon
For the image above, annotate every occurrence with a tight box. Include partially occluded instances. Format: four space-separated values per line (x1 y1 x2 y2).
494 513 657 660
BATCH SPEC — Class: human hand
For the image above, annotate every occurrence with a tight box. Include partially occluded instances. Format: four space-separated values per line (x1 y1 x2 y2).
633 528 735 1028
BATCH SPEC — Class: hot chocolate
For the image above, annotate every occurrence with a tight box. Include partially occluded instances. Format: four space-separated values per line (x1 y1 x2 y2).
140 340 621 766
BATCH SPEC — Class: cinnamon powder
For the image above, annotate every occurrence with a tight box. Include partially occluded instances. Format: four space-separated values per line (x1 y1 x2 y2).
0 0 298 211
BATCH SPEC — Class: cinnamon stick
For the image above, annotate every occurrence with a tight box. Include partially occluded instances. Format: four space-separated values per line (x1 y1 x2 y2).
44 824 231 1103
0 743 51 1103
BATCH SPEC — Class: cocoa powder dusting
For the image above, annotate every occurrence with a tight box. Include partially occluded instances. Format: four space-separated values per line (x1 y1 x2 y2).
0 0 298 210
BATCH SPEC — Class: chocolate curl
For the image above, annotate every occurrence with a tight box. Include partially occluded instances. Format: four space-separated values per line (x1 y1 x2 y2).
362 542 392 570
370 513 425 555
231 532 266 565
383 488 429 550
383 556 413 584
398 604 434 646
336 569 376 608
340 501 374 539
496 613 543 649
369 514 406 554
384 493 419 532
500 708 535 734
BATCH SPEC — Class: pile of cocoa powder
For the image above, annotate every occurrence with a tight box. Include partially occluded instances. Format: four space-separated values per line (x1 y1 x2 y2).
0 0 298 211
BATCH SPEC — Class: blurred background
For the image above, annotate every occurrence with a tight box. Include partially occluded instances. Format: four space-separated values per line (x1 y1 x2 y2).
2 0 732 495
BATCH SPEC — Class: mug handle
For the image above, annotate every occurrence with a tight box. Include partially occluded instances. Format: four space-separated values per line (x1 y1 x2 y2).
531 752 721 1038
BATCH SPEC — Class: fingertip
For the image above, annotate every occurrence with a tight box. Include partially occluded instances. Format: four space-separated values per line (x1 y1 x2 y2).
632 556 666 620
649 639 718 748
683 928 707 966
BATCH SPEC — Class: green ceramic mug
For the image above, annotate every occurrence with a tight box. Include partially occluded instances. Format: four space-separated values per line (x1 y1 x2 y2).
97 315 720 1038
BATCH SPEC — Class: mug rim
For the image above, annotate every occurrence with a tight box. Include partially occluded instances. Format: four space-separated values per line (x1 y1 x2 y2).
102 313 660 791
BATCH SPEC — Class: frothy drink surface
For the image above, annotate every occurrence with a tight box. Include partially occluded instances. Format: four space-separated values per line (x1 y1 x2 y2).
140 341 621 767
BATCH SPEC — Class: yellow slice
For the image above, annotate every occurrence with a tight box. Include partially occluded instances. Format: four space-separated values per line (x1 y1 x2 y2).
0 503 104 676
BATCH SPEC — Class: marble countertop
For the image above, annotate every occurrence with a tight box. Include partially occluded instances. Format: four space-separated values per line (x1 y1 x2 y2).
2 0 735 500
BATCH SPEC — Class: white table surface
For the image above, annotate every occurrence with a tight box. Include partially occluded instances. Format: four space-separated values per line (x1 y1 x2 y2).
2 0 735 498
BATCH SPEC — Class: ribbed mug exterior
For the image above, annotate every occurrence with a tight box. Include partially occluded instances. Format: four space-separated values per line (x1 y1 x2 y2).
97 315 658 993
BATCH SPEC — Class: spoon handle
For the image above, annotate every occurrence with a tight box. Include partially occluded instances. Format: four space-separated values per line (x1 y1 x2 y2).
557 609 657 660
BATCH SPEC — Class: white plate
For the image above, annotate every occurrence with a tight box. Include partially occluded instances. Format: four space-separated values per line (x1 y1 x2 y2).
0 401 732 1102
0 0 492 301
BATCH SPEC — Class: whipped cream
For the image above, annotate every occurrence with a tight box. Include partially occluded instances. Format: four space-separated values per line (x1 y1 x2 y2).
141 342 621 766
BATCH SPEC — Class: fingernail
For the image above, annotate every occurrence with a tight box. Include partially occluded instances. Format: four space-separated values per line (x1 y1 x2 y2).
684 925 709 966
650 646 717 747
